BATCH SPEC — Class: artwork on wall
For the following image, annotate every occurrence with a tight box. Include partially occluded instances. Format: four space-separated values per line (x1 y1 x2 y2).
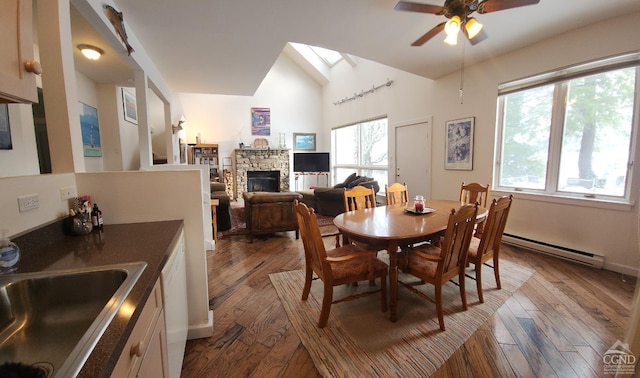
445 117 474 170
79 102 102 157
0 104 12 150
293 133 317 151
122 88 138 124
251 107 270 136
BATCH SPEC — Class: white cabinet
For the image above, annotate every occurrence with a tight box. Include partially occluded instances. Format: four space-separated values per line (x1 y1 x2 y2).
111 279 169 378
161 231 189 378
0 0 40 103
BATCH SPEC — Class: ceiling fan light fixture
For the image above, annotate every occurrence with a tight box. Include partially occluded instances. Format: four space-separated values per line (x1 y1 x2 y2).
444 15 461 45
78 44 104 60
465 17 483 39
444 33 458 45
444 15 461 35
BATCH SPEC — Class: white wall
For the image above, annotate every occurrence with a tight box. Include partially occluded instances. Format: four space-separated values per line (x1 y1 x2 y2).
322 57 436 189
323 57 435 146
177 52 323 183
75 170 213 338
323 12 640 274
115 87 141 171
0 174 77 236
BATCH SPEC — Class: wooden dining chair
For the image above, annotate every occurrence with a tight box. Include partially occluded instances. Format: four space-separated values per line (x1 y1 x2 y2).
466 195 513 303
399 203 478 331
460 182 490 208
460 182 490 237
294 200 388 328
385 182 409 205
340 185 378 248
343 185 377 211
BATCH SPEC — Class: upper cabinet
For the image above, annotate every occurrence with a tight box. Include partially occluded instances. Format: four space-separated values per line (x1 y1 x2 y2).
0 0 40 104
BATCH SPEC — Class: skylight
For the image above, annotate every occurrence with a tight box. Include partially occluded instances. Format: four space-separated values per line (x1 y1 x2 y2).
308 45 343 67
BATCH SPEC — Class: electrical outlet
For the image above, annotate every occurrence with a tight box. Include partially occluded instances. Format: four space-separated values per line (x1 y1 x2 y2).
18 194 39 212
60 186 77 200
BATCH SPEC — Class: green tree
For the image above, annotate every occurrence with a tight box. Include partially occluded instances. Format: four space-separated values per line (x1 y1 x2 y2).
563 68 635 182
501 84 553 187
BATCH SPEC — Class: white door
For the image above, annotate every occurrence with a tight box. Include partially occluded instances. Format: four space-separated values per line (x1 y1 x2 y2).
395 119 431 199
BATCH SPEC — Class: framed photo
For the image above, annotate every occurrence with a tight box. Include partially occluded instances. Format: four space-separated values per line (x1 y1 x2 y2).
79 102 102 157
293 133 316 151
0 104 12 150
122 88 138 124
445 117 474 170
251 107 270 136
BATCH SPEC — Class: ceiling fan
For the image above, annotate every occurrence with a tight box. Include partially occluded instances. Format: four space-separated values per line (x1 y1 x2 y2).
394 0 540 46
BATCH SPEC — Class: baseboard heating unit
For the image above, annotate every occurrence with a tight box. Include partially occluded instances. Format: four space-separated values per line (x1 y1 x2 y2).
502 234 605 269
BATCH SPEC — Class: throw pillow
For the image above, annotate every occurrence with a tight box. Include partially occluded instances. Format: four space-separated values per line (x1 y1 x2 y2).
342 172 358 186
358 180 380 194
348 177 370 188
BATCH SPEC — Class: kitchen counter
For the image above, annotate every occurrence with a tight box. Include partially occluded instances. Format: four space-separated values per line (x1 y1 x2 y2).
12 219 185 377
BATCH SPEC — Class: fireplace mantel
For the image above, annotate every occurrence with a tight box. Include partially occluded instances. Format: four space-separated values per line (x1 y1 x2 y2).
233 148 290 199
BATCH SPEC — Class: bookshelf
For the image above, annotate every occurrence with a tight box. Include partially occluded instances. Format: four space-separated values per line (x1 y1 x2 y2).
188 143 220 182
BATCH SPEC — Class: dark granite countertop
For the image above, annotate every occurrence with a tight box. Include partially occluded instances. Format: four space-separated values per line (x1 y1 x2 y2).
12 219 185 377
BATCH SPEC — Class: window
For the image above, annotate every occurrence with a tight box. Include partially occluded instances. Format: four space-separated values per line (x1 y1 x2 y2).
331 117 388 189
495 54 639 201
308 46 343 67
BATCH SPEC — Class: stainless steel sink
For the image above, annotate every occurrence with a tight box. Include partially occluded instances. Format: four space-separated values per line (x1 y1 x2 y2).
0 262 146 377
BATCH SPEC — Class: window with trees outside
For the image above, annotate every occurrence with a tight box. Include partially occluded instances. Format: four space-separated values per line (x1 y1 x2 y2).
495 53 639 202
331 117 388 190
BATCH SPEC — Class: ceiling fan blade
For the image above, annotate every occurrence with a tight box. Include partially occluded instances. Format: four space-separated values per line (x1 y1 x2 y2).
477 0 540 14
394 1 444 15
411 22 446 46
464 28 488 45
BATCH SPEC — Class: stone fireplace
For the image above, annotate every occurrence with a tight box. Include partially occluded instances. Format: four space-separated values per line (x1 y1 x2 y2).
234 148 290 199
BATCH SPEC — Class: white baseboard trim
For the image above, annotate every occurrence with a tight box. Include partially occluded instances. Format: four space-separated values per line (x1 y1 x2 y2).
187 310 214 339
603 261 640 277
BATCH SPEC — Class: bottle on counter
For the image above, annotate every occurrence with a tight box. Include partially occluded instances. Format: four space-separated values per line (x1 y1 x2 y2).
0 230 20 274
91 203 104 229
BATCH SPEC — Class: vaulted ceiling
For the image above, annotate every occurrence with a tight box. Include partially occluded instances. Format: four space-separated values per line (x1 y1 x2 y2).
72 0 640 95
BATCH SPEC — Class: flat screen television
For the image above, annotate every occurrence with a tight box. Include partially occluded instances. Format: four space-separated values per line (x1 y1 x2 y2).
293 152 330 172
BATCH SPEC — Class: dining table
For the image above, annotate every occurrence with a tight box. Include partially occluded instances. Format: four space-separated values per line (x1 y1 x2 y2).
333 199 488 322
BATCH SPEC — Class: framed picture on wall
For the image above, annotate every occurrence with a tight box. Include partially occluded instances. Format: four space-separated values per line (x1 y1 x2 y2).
293 133 316 151
122 88 138 124
79 102 102 157
251 107 270 136
445 117 474 170
0 104 12 150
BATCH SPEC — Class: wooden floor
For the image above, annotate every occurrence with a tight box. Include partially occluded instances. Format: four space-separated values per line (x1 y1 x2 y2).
181 230 636 377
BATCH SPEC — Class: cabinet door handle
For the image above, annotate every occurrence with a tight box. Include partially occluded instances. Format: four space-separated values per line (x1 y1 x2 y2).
130 341 144 357
24 61 42 75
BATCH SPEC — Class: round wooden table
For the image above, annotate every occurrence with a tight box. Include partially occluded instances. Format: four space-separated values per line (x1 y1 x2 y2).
333 200 488 322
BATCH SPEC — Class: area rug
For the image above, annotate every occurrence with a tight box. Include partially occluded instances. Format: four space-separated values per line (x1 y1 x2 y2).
269 257 534 377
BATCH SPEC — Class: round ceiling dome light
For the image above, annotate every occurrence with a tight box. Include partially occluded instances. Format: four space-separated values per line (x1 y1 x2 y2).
77 44 104 60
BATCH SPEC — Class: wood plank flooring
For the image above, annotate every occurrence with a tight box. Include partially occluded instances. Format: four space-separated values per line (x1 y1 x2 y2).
181 230 636 377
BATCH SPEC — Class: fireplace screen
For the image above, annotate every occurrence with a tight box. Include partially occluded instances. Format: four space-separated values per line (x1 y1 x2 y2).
247 171 280 192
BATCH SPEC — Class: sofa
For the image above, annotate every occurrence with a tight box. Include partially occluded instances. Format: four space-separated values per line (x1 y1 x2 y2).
310 173 380 217
243 191 303 242
210 182 231 231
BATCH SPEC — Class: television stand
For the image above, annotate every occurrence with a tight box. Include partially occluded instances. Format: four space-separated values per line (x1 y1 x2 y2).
294 172 329 190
